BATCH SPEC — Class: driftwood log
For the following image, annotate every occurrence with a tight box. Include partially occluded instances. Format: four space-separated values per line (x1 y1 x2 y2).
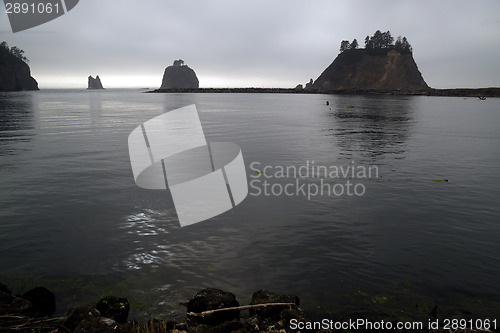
187 302 296 317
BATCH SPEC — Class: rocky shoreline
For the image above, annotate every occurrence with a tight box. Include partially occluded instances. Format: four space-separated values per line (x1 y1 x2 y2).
1 282 495 333
147 87 500 97
1 283 307 333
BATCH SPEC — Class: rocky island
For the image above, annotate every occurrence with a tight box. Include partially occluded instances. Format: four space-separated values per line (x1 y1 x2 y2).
0 42 38 92
159 59 199 89
87 75 104 89
309 31 429 92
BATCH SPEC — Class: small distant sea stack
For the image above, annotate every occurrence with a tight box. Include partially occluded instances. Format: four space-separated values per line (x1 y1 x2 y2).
87 75 104 89
160 59 199 89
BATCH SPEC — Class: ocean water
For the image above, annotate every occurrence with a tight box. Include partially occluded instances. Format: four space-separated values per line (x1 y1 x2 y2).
1 89 499 319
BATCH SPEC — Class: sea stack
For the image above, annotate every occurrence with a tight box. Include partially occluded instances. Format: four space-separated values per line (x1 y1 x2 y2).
160 59 199 89
0 42 38 91
312 49 429 91
311 31 429 92
87 75 104 89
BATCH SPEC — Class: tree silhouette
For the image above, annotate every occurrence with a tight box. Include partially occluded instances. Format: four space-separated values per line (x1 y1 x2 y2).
358 32 412 53
395 36 412 53
382 31 394 48
173 59 184 66
401 37 412 52
366 30 393 49
9 46 28 62
339 40 350 53
395 36 402 49
364 35 372 49
0 41 29 62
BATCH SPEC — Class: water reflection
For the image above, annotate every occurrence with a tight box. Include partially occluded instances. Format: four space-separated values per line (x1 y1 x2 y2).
0 92 37 155
326 96 415 159
88 91 103 128
162 93 200 113
119 208 177 270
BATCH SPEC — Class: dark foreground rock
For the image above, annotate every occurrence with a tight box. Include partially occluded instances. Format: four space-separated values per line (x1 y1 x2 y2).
249 290 300 322
94 295 130 323
187 288 240 326
0 283 11 294
62 307 100 332
0 289 33 316
22 286 56 317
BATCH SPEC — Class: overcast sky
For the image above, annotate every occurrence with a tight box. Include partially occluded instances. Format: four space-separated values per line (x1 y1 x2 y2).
1 0 499 89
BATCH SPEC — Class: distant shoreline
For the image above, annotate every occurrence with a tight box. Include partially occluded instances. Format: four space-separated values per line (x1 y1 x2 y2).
147 87 500 97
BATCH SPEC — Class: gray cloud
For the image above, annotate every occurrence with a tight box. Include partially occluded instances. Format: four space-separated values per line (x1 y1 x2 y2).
1 0 499 88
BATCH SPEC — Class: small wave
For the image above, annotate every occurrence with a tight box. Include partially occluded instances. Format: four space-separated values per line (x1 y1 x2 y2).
118 209 177 270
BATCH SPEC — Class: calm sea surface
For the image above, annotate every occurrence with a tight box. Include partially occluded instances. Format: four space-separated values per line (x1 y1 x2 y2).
1 90 499 319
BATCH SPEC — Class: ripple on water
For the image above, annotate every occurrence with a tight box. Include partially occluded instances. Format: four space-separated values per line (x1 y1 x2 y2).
119 209 177 270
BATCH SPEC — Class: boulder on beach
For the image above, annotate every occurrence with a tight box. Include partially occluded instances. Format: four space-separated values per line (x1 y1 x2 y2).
186 287 240 326
0 289 33 316
62 307 100 332
22 286 56 317
249 289 300 321
94 295 130 323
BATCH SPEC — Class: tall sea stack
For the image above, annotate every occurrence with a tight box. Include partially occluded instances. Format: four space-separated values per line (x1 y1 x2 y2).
312 48 429 92
87 75 104 89
160 59 199 89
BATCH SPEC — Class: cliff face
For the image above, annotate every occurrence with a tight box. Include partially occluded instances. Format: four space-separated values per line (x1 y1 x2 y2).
87 75 104 89
0 50 38 92
161 61 199 89
312 49 429 91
